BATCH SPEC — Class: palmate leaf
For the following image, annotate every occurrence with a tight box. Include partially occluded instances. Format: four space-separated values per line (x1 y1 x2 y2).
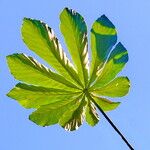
7 7 130 131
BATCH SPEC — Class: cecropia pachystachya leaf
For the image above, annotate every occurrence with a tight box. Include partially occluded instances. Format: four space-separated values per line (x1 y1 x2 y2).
7 7 130 131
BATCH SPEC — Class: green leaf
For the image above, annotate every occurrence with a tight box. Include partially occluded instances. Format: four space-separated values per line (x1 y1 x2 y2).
92 42 128 89
93 77 130 97
7 83 80 108
59 97 87 131
85 100 99 126
21 18 82 87
92 95 120 111
60 8 89 86
29 96 80 126
7 53 80 90
90 15 117 84
7 8 130 131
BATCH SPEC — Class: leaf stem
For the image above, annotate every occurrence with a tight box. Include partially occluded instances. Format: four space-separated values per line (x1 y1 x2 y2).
89 95 134 150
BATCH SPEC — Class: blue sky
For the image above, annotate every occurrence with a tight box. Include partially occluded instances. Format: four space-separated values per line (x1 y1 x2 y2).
0 0 150 149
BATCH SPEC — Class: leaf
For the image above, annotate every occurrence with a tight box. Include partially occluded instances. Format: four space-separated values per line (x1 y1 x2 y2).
21 18 82 87
7 83 79 108
60 8 89 86
93 77 130 97
85 100 99 126
7 8 130 131
29 96 80 126
92 42 128 89
90 15 117 84
59 97 87 131
7 53 80 90
92 95 120 111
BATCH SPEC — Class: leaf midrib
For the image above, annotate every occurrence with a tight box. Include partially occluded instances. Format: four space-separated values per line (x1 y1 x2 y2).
64 13 88 87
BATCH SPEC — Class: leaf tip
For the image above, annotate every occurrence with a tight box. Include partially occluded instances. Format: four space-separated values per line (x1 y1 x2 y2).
97 14 116 29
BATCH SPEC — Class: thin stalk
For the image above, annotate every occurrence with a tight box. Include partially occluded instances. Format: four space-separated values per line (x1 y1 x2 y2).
89 95 134 150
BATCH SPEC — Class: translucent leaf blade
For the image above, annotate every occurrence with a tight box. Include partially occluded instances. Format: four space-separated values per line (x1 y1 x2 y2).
85 100 99 126
90 15 117 83
59 97 87 131
92 95 120 111
29 97 79 126
7 53 79 90
7 83 80 109
93 42 128 88
21 18 82 87
93 77 130 97
60 8 89 86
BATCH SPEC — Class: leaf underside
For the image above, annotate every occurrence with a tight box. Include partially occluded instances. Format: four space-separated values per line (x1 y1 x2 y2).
7 7 130 131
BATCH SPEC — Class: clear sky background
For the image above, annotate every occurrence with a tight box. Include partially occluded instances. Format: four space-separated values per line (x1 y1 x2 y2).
0 0 150 149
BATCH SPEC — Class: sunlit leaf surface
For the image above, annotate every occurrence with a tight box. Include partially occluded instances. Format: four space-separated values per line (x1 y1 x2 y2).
7 7 130 131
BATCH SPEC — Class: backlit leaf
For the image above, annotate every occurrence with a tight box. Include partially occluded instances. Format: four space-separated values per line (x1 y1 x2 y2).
7 8 130 131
